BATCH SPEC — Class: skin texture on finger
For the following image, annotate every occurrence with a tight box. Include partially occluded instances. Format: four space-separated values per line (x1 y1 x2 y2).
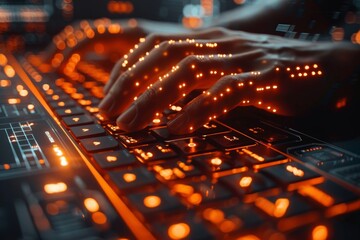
99 37 260 118
103 27 242 94
115 50 266 132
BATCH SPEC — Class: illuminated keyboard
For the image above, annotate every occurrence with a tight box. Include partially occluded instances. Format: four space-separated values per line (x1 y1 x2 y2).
1 50 360 240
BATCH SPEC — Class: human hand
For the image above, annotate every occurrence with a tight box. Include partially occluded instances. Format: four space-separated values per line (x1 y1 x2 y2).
99 27 360 134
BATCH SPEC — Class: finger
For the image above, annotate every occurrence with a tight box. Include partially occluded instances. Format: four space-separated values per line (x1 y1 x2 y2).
168 67 280 135
103 27 237 94
100 38 237 117
115 50 265 132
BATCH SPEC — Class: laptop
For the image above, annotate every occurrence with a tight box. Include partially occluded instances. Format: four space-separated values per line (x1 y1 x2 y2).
1 2 360 240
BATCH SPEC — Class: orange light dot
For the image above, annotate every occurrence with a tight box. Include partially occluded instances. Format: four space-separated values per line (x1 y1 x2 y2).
44 182 68 194
92 211 107 225
123 173 136 182
4 65 15 78
84 198 100 212
143 195 161 208
312 225 328 240
239 176 252 187
168 223 190 239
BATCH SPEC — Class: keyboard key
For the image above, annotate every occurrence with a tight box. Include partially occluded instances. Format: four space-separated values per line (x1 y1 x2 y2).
62 114 94 127
105 123 125 135
261 162 324 191
70 124 105 139
92 149 137 169
151 159 203 181
207 131 255 150
151 127 194 141
298 180 359 208
220 171 277 202
133 143 178 162
127 187 185 218
235 144 288 169
55 106 85 117
170 178 233 205
170 137 216 156
201 203 265 235
49 100 76 109
80 135 119 153
108 166 157 191
195 122 230 136
255 192 315 218
151 212 215 240
118 130 157 147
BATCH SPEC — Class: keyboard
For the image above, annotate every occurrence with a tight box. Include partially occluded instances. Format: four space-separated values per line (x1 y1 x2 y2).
1 46 360 240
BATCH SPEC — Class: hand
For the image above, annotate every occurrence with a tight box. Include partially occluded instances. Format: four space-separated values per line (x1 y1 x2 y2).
99 27 360 134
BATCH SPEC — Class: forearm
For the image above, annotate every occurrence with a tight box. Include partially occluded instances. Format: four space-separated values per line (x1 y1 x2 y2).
209 0 290 33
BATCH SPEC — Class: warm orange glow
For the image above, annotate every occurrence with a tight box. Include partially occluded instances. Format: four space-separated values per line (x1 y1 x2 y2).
106 155 118 162
286 165 304 177
4 65 15 78
3 164 11 170
0 79 11 87
182 16 203 29
173 184 194 195
335 97 347 109
187 193 202 205
312 225 328 240
298 185 334 207
123 173 137 182
242 148 264 162
237 235 260 240
143 195 161 208
210 157 222 166
84 198 100 212
168 223 191 239
92 211 108 225
255 197 290 218
239 176 252 188
273 198 290 218
59 156 68 166
44 182 68 194
8 98 20 104
0 53 8 66
202 208 225 224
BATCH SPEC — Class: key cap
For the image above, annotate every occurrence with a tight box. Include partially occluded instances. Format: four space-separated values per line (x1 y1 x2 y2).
80 135 119 153
133 143 178 162
201 203 265 235
108 166 157 191
220 171 277 201
298 180 359 207
55 107 85 117
62 114 94 127
92 149 137 169
207 131 255 151
118 130 157 147
151 212 215 240
127 187 185 218
261 162 323 191
171 178 233 205
191 152 239 174
235 144 287 169
195 122 230 136
151 127 194 141
254 192 315 218
170 137 216 156
49 100 76 109
151 159 202 181
70 124 105 139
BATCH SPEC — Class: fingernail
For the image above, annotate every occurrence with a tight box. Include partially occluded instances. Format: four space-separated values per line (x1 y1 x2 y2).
116 104 138 131
168 112 191 135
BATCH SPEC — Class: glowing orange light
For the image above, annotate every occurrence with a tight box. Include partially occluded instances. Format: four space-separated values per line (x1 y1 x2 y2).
203 208 225 224
106 156 118 162
84 198 100 212
298 185 334 207
123 173 136 182
188 193 202 205
8 98 20 104
0 79 11 87
273 198 290 218
168 223 191 239
239 176 252 188
210 157 222 166
143 195 161 208
4 65 15 78
312 225 328 240
286 165 304 177
92 211 107 225
59 156 68 166
44 182 68 194
0 53 8 66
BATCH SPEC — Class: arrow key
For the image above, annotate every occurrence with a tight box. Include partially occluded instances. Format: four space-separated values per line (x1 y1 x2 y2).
80 135 119 153
70 124 106 139
62 114 94 127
